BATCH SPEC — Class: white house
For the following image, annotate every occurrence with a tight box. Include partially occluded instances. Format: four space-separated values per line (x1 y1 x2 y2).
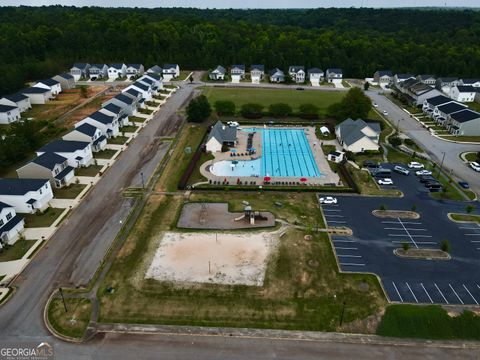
162 64 180 81
0 202 25 245
103 94 137 116
0 93 31 113
63 123 107 152
76 111 120 138
52 73 76 91
422 95 454 117
288 66 305 83
108 63 127 80
34 78 62 96
88 64 109 80
230 65 246 83
335 118 381 153
137 77 156 94
435 77 461 96
0 105 21 125
99 103 125 125
446 109 480 136
123 88 144 109
393 74 415 85
17 152 75 188
326 68 343 83
450 85 477 103
70 63 90 81
269 68 285 83
21 87 52 104
433 102 467 125
327 151 345 164
205 121 237 152
373 70 393 87
398 80 444 106
250 65 265 84
417 75 437 86
0 179 53 214
147 65 163 75
124 81 152 101
209 65 226 81
308 68 324 86
460 78 480 88
37 140 93 168
126 64 145 80
139 73 163 91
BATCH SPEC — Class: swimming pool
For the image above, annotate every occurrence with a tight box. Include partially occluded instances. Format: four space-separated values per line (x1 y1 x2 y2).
211 128 322 178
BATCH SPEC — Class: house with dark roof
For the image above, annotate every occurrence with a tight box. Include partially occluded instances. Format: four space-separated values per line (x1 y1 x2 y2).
162 64 180 81
103 93 137 116
124 81 153 101
269 68 285 83
52 73 76 91
308 68 324 86
205 121 238 152
147 65 163 75
20 87 52 104
0 179 53 213
460 78 480 88
230 65 246 83
70 63 91 81
398 80 443 106
0 104 21 125
33 78 62 96
76 110 119 138
417 75 437 86
326 68 343 83
422 95 455 116
126 64 145 80
435 77 461 95
373 70 393 86
108 63 127 80
335 118 381 153
209 65 226 81
99 102 128 125
288 66 305 83
89 64 109 80
0 93 31 113
63 123 107 152
393 74 415 85
17 152 74 188
139 73 163 91
0 202 25 246
250 65 265 84
450 85 478 103
37 140 93 168
446 109 480 136
433 102 467 125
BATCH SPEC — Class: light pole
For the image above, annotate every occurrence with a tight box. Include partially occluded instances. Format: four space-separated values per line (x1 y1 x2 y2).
438 152 446 177
141 172 145 190
339 301 346 326
58 287 68 313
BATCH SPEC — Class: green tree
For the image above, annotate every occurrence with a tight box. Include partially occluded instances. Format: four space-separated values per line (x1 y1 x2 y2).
186 95 212 123
364 82 370 91
327 87 372 120
402 242 410 251
389 136 402 147
214 100 236 116
441 239 451 253
465 204 476 214
79 85 88 98
240 103 264 119
268 103 292 118
298 103 319 119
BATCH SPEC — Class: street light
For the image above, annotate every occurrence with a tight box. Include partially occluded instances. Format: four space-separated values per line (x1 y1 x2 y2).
438 151 446 177
141 172 145 189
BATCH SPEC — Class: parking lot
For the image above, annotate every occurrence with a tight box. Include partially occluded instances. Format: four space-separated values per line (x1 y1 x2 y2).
321 164 480 305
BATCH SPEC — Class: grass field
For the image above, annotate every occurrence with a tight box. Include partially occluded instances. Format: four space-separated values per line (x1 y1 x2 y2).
24 207 63 228
450 213 480 223
0 240 35 262
108 136 129 145
53 184 86 199
466 102 480 112
76 165 103 177
48 298 92 339
93 149 117 159
463 152 479 162
377 305 480 340
440 135 480 143
202 87 345 115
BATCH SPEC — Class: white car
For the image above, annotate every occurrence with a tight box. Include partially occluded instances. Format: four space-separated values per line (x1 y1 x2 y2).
469 162 480 172
408 161 425 169
320 196 337 205
382 110 388 116
377 178 393 185
373 103 378 108
416 170 432 176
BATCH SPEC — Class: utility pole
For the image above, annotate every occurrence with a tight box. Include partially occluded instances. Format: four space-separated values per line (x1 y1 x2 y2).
58 287 68 313
339 301 346 326
141 172 145 190
438 152 446 177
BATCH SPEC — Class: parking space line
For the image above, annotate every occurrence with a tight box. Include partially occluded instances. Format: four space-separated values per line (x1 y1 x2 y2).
459 226 479 230
449 284 464 305
384 227 427 231
392 282 403 302
340 263 365 266
434 283 449 304
406 282 418 303
333 239 356 243
463 285 479 305
421 283 433 303
324 215 344 218
335 247 358 250
391 240 437 245
470 241 480 243
464 234 480 236
337 254 362 258
323 209 342 212
327 221 346 224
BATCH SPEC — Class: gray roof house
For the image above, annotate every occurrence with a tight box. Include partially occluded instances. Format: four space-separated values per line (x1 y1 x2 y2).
0 201 25 245
103 93 137 116
209 65 226 81
63 123 107 152
393 73 415 85
326 68 343 82
269 68 285 83
417 74 437 85
89 64 109 79
0 93 31 113
52 73 76 90
70 63 90 80
250 65 265 83
288 66 306 83
16 152 74 188
308 68 324 85
205 121 238 152
37 139 93 168
374 70 393 85
126 64 145 79
147 65 163 75
335 118 381 153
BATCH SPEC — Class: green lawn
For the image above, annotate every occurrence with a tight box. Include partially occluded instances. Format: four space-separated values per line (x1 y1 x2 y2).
177 70 192 81
94 149 117 159
130 116 146 123
440 135 480 143
138 108 153 115
466 102 480 112
53 184 86 199
0 240 35 262
377 305 480 340
48 297 92 339
463 152 479 162
24 208 64 228
107 136 129 145
121 125 138 133
450 213 480 223
202 87 345 115
75 165 103 177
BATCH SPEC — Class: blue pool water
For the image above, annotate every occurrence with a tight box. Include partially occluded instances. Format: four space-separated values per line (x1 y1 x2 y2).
211 128 322 178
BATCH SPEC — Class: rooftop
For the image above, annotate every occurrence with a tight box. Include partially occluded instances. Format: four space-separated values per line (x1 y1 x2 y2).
31 152 68 170
38 139 90 153
0 179 49 195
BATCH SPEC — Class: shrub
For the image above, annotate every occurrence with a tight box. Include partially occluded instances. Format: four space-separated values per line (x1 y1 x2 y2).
379 204 387 210
240 103 264 119
402 242 410 251
465 204 476 214
186 95 212 123
298 103 319 119
268 103 292 118
404 138 415 146
389 136 402 147
441 239 450 253
214 100 236 116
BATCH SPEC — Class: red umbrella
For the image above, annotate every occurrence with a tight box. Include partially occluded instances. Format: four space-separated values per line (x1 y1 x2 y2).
300 177 307 182
264 176 271 182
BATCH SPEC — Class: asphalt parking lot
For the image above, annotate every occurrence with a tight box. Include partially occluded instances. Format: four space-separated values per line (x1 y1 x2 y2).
321 163 480 305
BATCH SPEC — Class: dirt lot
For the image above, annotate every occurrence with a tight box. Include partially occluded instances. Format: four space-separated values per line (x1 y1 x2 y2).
61 92 115 129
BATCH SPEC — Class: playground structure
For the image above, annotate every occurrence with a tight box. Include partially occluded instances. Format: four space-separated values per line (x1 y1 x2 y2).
234 203 269 225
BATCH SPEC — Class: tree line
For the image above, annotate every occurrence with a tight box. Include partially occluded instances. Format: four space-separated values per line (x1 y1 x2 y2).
1 6 480 96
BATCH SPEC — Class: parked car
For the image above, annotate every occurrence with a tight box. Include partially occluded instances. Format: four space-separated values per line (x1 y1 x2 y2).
363 160 378 168
296 87 305 91
377 178 393 185
416 170 432 176
382 110 388 116
373 103 378 108
393 165 410 176
458 181 470 189
320 196 337 204
469 161 480 172
425 182 442 191
419 175 437 183
371 167 392 177
408 161 424 169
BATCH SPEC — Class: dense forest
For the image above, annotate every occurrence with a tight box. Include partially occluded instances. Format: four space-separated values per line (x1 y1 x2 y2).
1 6 480 95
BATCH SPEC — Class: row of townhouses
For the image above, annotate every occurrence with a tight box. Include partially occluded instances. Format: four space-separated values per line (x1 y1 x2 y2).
209 65 343 86
70 63 180 82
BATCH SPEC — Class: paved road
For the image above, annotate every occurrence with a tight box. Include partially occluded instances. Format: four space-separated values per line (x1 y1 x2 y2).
367 90 480 195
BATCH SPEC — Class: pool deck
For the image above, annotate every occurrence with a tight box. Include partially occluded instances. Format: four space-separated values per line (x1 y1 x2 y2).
199 126 341 186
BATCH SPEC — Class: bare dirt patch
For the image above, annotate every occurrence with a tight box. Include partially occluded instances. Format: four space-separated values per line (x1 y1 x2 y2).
394 248 451 260
373 210 420 219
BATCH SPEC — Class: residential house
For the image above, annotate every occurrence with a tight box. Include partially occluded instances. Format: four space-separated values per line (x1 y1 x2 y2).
209 65 226 81
17 152 75 188
108 63 127 80
76 111 119 138
37 140 93 168
137 77 156 95
20 87 52 105
327 151 345 164
147 65 163 75
0 105 21 125
52 73 76 91
230 65 246 83
63 123 107 152
205 121 237 152
422 95 454 117
288 66 305 83
123 88 144 108
70 63 90 81
103 94 137 116
460 79 480 88
124 81 152 101
326 68 343 83
417 75 437 86
308 68 324 86
373 70 393 87
99 103 128 127
0 179 53 213
435 77 461 96
269 68 285 83
0 93 31 113
335 118 381 153
393 74 415 85
126 64 145 80
446 109 480 136
88 64 109 80
450 85 477 103
33 78 62 96
0 202 25 246
398 80 443 106
433 102 467 126
250 65 265 84
139 73 163 91
162 64 180 81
